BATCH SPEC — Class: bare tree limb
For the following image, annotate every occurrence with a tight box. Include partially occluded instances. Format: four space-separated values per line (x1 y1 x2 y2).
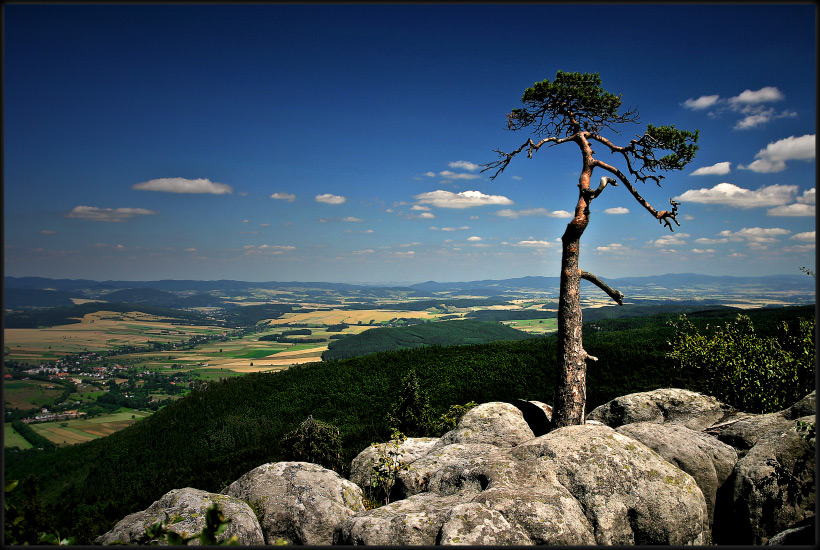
481 135 577 180
581 270 624 305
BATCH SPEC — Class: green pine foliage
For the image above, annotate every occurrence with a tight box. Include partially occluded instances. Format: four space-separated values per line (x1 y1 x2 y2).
280 415 344 473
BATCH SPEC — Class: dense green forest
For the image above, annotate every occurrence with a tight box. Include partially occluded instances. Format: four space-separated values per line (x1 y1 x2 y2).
322 319 537 360
4 305 813 543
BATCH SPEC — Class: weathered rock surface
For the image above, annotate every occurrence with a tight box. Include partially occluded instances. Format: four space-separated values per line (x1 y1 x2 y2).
433 401 535 449
349 436 439 496
514 424 709 544
615 421 737 527
95 487 263 545
716 413 816 545
222 461 364 545
437 502 531 545
588 387 734 430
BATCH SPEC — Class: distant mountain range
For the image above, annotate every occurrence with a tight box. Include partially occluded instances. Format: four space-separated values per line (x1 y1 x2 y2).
4 273 816 295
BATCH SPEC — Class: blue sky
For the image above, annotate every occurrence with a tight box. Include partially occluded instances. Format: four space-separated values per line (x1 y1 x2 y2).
4 3 816 284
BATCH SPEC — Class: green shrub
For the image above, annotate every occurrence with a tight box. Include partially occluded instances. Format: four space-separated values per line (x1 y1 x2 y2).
667 313 815 413
280 416 343 473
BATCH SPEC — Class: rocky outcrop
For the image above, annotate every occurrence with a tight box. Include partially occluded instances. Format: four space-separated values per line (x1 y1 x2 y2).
97 388 815 546
615 421 737 528
222 461 364 545
587 387 734 430
94 487 263 545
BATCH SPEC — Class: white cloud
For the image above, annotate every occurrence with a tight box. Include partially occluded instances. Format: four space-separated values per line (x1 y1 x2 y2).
415 190 513 209
495 207 571 218
797 188 815 204
738 134 815 173
790 231 815 242
438 170 482 180
449 161 480 171
673 183 796 208
604 207 629 215
342 216 363 222
766 203 815 217
315 193 346 204
132 177 232 194
65 206 158 222
717 227 790 243
418 212 436 219
596 243 627 253
411 205 431 211
242 244 296 254
650 233 690 247
430 226 469 232
692 248 717 254
694 237 729 244
729 86 785 106
271 192 296 202
691 162 731 176
467 236 482 242
423 172 436 177
515 240 554 247
682 95 720 110
352 249 375 255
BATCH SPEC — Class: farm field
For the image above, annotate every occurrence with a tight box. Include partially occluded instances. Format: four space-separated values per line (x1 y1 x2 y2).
4 423 33 449
26 409 153 447
4 379 66 409
501 318 559 334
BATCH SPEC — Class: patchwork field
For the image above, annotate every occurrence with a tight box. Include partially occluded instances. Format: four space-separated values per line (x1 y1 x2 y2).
266 308 437 325
4 379 65 409
501 318 559 334
4 423 33 449
27 410 152 446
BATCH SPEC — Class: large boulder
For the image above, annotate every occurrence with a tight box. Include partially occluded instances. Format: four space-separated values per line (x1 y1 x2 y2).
716 414 816 545
334 493 462 545
615 421 737 528
222 461 364 545
94 487 263 545
588 388 733 430
349 436 439 497
432 401 536 449
514 424 709 545
397 442 499 498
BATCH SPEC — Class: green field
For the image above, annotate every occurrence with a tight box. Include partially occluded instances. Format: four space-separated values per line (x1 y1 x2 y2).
4 379 66 409
26 409 153 446
4 423 33 449
503 318 559 334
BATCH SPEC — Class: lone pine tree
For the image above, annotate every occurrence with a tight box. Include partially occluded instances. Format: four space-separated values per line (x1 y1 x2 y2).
484 71 699 427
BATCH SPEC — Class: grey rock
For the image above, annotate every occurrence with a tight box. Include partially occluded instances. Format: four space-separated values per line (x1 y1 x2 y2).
334 493 462 545
438 502 531 545
398 442 499 498
616 421 737 528
433 401 535 449
349 436 439 496
222 461 364 545
588 387 733 430
94 487 263 545
514 424 708 545
709 412 795 456
781 390 816 420
719 414 816 544
765 515 816 545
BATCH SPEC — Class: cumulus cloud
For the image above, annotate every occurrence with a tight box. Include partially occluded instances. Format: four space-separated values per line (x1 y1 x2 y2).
717 227 790 243
790 231 815 242
797 188 815 204
682 95 720 110
691 248 717 254
132 177 232 194
467 236 482 242
682 87 796 130
414 190 513 209
437 170 482 180
271 192 296 202
430 226 469 232
649 233 690 247
690 162 732 176
596 243 627 253
767 203 815 216
694 237 729 244
242 244 296 254
352 249 375 254
342 216 363 222
65 206 158 222
315 193 346 204
738 134 815 173
604 207 630 215
673 183 796 208
449 160 480 171
496 207 571 218
411 205 431 211
515 240 554 247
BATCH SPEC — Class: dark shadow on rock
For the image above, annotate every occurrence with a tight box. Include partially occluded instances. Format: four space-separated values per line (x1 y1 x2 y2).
507 399 552 437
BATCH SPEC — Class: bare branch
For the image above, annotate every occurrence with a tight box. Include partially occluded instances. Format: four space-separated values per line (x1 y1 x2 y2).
581 270 624 305
481 135 576 180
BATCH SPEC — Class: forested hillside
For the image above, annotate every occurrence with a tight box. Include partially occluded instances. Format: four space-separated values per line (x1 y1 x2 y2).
322 319 536 360
4 305 813 542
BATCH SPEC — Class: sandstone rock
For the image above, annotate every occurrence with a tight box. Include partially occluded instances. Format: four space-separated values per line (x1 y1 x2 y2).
717 414 816 545
587 388 733 430
438 502 530 545
616 421 737 528
765 515 815 545
222 461 364 545
781 390 815 420
334 493 462 545
709 412 794 455
349 436 439 496
433 401 535 449
514 424 708 545
398 442 498 498
95 487 263 545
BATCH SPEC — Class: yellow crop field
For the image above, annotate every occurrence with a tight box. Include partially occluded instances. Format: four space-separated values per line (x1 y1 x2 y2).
266 308 436 326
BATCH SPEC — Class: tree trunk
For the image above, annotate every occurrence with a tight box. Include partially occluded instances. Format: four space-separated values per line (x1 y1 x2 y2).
552 150 593 428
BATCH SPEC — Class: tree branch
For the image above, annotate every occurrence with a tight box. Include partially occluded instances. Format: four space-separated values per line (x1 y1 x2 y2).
481 135 577 180
581 270 624 305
